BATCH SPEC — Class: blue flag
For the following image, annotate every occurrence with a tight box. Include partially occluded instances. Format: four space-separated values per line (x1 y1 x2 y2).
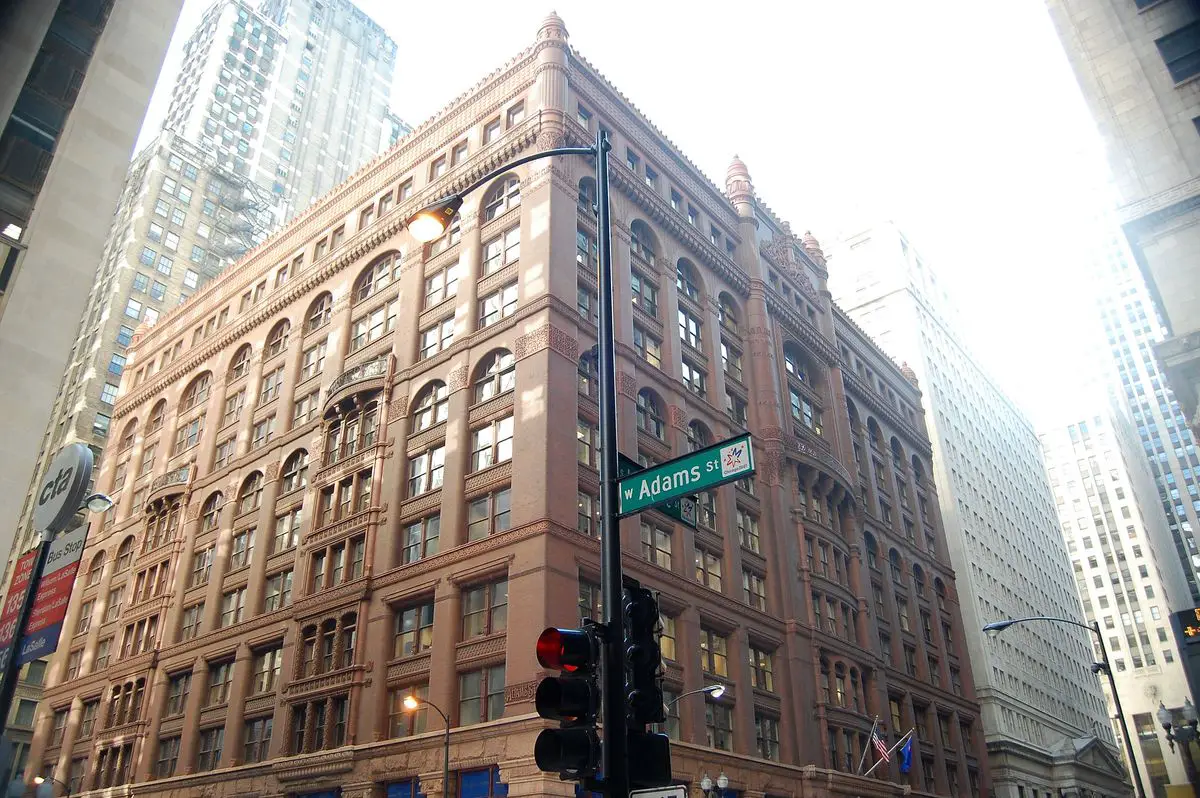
898 735 913 774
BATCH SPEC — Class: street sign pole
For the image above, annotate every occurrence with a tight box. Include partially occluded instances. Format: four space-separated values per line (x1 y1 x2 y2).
0 444 94 738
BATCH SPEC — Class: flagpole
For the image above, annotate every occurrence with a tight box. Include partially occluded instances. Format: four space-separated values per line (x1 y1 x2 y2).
862 727 915 778
856 716 879 775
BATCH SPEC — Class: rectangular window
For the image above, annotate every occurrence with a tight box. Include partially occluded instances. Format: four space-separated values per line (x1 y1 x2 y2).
482 228 520 275
230 528 255 569
695 548 723 590
633 326 662 367
251 647 283 693
220 587 246 627
462 579 508 638
390 684 429 738
401 515 440 563
743 570 767 610
263 569 293 611
700 627 728 676
705 701 733 750
679 308 703 351
424 260 461 308
408 445 446 496
478 282 518 327
459 665 506 725
1157 21 1200 83
471 415 514 471
197 727 224 771
630 272 658 317
419 318 455 359
394 602 435 658
207 661 232 706
467 488 512 540
244 717 272 764
640 522 672 568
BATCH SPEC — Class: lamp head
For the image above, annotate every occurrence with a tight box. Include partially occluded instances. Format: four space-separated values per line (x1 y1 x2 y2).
84 492 114 513
407 195 463 243
1184 698 1198 727
33 776 45 785
706 684 726 700
1157 702 1173 731
982 620 1014 638
700 775 712 791
716 774 729 790
402 695 421 712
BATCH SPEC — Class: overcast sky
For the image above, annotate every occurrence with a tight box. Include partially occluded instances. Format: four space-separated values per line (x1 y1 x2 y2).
139 0 1117 428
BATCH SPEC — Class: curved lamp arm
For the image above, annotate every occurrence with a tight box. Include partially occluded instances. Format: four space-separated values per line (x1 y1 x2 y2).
982 616 1097 637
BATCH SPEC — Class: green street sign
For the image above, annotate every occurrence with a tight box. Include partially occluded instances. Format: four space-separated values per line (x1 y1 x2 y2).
618 455 697 528
618 433 754 517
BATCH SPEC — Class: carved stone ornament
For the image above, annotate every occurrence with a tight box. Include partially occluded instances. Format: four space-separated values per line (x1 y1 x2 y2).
536 127 566 152
389 395 408 418
447 365 469 392
505 679 538 704
668 404 689 431
617 372 638 400
759 447 782 486
265 461 280 481
186 500 202 521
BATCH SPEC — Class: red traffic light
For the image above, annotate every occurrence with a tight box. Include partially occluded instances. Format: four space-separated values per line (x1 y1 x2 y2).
536 627 597 673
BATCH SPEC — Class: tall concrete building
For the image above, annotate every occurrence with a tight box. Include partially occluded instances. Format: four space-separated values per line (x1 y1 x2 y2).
1041 392 1194 797
164 0 397 224
1045 0 1200 453
26 15 991 797
1086 217 1200 606
0 0 185 590
831 224 1129 797
7 0 398 570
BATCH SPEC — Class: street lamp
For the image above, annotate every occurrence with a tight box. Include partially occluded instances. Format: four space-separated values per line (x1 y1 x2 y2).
1157 698 1200 796
32 775 69 796
81 493 113 514
983 616 1145 798
408 127 627 796
403 695 451 798
699 772 728 798
667 684 726 708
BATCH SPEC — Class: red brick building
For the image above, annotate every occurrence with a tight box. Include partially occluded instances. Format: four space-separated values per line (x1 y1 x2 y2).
27 14 989 798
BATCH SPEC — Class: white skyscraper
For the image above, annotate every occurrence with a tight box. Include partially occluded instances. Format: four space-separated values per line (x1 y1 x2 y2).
163 0 396 222
831 223 1126 797
1041 391 1192 796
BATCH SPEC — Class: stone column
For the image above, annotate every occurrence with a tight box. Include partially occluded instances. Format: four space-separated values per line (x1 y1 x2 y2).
134 666 170 781
236 346 266 459
195 368 228 477
451 209 482 346
435 366 471 550
166 500 203 642
201 496 238 635
221 642 254 767
361 595 394 743
727 627 755 756
178 656 209 773
277 321 308 436
321 287 355 381
50 697 83 787
531 11 569 146
267 628 297 760
427 579 461 730
676 606 704 744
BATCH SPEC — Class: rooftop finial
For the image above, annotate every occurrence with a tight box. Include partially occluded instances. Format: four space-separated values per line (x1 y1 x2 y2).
538 11 568 41
725 155 753 206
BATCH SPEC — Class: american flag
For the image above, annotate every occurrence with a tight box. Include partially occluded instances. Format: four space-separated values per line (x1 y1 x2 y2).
873 729 891 762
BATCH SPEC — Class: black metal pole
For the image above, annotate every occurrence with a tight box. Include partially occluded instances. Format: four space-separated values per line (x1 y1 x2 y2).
0 536 51 738
1093 621 1146 798
594 126 627 798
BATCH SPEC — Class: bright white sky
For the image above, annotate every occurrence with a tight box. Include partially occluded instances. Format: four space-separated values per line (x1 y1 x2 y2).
139 0 1118 428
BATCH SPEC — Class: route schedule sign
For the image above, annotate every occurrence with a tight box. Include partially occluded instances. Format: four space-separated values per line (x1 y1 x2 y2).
618 433 754 516
0 549 40 674
17 523 88 666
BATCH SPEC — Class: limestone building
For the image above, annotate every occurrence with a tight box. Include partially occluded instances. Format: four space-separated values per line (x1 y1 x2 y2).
0 0 185 603
831 224 1129 797
1046 0 1200 452
1041 392 1194 796
28 15 990 798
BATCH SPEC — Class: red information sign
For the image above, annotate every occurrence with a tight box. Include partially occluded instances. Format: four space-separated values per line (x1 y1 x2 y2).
0 548 40 671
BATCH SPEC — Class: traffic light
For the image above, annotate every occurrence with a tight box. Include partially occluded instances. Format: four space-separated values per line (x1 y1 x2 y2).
534 625 601 778
623 585 672 789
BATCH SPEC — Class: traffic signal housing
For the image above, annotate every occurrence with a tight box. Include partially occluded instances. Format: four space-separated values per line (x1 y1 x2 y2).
623 585 672 789
534 626 601 779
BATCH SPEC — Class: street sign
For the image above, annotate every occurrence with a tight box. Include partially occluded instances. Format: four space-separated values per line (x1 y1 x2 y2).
17 523 88 666
618 455 697 528
618 433 754 517
630 786 686 798
32 443 93 534
0 549 39 674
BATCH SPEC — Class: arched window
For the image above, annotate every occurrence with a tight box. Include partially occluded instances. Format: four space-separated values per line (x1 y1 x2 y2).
913 564 926 596
201 491 223 532
819 658 831 703
483 174 520 221
686 420 711 452
935 578 947 611
578 177 596 213
867 418 882 449
783 344 809 384
181 372 212 412
144 497 182 551
325 400 380 464
85 552 106 587
412 381 449 431
911 455 926 482
239 472 264 515
890 437 905 471
676 259 701 303
305 292 333 333
578 351 598 399
147 400 166 433
864 532 879 571
118 420 137 451
353 252 400 304
636 389 665 440
473 350 515 403
340 611 358 667
282 450 309 493
718 293 740 333
264 319 291 359
889 548 903 584
114 536 134 573
229 344 252 381
630 220 656 261
846 398 861 430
